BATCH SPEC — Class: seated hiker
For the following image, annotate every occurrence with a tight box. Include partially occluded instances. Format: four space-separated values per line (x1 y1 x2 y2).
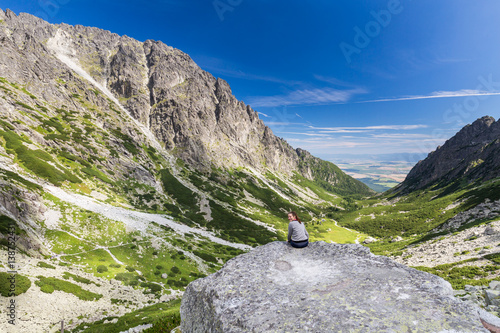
287 211 309 248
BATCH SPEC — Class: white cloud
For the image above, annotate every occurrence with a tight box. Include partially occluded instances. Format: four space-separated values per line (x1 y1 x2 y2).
247 87 366 107
359 89 500 103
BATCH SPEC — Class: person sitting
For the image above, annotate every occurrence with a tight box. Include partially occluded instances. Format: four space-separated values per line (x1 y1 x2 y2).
287 211 309 248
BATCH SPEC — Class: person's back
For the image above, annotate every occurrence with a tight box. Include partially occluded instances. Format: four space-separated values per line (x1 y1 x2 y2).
287 211 309 248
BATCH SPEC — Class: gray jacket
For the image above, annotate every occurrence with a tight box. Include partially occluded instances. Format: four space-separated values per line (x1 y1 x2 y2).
288 220 309 242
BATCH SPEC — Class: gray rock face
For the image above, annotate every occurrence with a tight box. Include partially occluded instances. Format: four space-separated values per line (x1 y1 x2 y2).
181 242 500 332
400 116 500 192
434 199 500 232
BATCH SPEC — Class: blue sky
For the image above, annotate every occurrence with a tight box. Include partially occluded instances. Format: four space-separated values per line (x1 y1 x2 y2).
3 0 500 163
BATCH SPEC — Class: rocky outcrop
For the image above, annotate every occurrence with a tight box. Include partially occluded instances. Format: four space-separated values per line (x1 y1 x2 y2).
400 116 500 192
0 9 371 195
455 282 500 318
435 199 500 232
180 241 500 332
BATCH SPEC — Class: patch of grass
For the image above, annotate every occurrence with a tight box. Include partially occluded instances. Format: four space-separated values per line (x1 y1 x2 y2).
62 272 97 285
35 276 102 301
0 215 25 236
15 101 35 111
0 272 31 296
413 260 500 289
143 313 181 333
0 130 81 185
81 167 114 184
110 129 139 155
308 218 365 244
59 150 91 167
70 299 181 333
114 272 140 286
193 250 217 263
37 262 56 269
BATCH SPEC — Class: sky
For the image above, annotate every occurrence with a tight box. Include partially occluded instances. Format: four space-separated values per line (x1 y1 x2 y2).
2 0 500 164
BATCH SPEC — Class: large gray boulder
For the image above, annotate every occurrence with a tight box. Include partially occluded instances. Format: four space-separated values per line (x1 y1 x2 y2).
181 241 500 332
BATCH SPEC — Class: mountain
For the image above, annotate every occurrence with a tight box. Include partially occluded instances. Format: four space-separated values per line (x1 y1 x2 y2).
398 116 500 192
0 8 373 192
0 9 372 332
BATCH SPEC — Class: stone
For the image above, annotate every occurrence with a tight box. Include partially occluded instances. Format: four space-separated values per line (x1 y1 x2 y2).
363 236 376 244
490 281 500 290
390 236 403 242
181 241 500 332
486 290 500 306
485 226 497 235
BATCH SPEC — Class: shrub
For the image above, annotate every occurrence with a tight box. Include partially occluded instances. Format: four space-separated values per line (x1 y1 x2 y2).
143 313 181 333
62 272 92 285
193 250 217 263
140 282 162 293
170 266 180 274
114 272 138 286
97 265 108 273
37 262 56 269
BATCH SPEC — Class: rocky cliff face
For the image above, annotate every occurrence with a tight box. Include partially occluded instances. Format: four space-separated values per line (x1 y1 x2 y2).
181 241 500 332
400 116 500 192
0 9 370 195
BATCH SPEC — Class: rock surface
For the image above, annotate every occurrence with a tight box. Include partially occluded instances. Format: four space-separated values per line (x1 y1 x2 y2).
181 241 500 332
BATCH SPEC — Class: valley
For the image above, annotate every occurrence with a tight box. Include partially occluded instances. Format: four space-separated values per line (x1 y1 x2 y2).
1 8 500 333
336 159 414 192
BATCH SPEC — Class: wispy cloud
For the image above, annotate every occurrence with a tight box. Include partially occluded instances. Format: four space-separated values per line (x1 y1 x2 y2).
359 89 500 103
264 121 308 126
370 133 433 139
248 87 366 107
308 124 428 132
276 131 332 137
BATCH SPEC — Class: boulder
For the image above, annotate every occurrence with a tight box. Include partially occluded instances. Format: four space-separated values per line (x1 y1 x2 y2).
485 290 500 307
363 236 376 244
181 241 500 332
485 226 497 236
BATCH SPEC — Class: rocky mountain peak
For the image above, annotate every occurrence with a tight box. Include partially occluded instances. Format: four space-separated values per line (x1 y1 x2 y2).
399 116 500 192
